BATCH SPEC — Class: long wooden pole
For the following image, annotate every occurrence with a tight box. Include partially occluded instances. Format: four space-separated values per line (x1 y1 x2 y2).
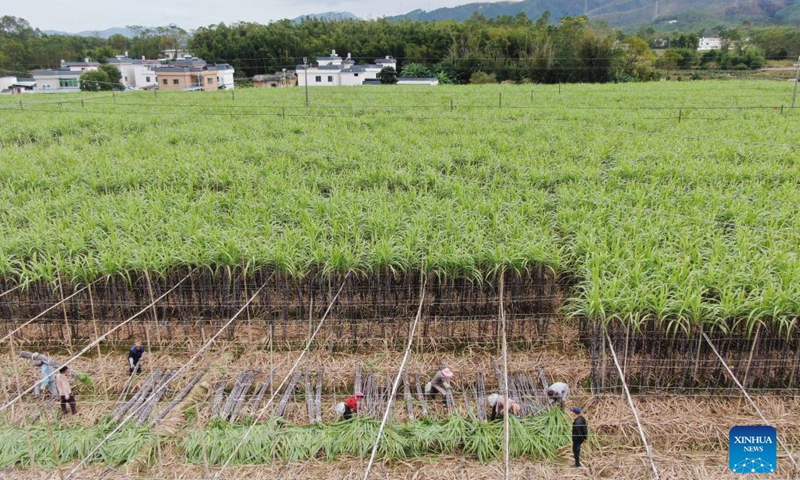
703 332 798 471
500 274 510 480
606 330 659 479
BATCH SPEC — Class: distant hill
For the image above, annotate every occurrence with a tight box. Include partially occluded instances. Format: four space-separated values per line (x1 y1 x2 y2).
292 11 360 23
42 27 140 38
386 0 800 29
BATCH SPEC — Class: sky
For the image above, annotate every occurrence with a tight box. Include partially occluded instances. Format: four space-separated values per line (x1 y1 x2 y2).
9 0 506 32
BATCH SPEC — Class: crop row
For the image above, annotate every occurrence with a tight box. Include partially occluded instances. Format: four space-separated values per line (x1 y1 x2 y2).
0 82 798 329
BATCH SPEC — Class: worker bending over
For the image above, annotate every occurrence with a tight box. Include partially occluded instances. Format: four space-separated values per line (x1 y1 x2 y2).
547 381 570 409
338 391 364 420
488 393 521 421
424 367 453 403
128 342 145 375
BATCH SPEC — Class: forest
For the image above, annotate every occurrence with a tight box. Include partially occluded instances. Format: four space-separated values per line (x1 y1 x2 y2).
1 13 799 84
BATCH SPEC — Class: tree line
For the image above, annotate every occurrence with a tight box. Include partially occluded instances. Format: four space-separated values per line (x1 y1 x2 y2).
2 14 798 84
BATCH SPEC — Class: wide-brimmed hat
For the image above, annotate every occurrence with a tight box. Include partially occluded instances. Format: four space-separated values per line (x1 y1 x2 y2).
441 368 454 378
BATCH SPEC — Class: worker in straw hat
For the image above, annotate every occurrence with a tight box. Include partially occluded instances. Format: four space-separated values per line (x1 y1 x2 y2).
424 367 454 403
488 393 521 421
128 342 145 375
336 391 365 420
31 353 58 396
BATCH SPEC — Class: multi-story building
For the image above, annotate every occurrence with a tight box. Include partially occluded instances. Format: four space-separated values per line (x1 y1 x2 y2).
155 57 235 91
108 55 160 90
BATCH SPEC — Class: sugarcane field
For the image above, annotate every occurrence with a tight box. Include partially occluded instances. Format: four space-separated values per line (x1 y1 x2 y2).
1 81 799 480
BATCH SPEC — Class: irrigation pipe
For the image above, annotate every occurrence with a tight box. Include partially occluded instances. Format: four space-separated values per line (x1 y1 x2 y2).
702 332 799 471
0 271 192 415
362 277 426 480
210 271 352 480
63 276 269 480
605 330 660 480
0 280 97 345
499 274 510 480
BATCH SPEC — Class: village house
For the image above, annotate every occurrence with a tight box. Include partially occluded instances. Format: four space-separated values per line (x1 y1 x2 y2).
155 57 235 91
698 37 723 51
0 76 36 94
108 54 160 90
296 50 397 87
31 59 99 92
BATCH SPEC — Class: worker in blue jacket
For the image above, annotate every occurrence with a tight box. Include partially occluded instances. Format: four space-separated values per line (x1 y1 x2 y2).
128 342 145 374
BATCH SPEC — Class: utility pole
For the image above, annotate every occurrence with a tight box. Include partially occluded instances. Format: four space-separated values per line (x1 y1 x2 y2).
792 56 800 110
303 57 309 107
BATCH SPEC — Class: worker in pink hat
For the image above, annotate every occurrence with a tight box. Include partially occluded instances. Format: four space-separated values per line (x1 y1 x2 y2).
425 367 454 403
341 391 364 420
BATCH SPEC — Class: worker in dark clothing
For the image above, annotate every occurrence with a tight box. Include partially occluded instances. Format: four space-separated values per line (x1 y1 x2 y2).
342 392 364 420
128 342 145 374
570 407 588 467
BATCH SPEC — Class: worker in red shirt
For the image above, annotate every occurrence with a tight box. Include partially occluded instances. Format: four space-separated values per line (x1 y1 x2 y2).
342 391 364 420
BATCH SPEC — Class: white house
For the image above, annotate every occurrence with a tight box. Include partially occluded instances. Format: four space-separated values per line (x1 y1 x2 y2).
108 55 160 90
59 59 100 72
0 76 16 91
31 59 99 93
0 76 36 94
698 37 722 51
31 70 82 92
208 63 235 89
297 50 398 87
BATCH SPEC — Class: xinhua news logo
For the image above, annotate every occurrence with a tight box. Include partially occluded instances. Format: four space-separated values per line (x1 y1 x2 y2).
729 425 777 474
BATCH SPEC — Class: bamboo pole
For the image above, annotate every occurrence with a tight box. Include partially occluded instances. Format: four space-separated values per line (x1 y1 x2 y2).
144 271 162 345
363 277 426 480
606 330 660 480
0 271 192 415
703 332 799 472
56 274 73 350
499 274 510 480
0 282 94 346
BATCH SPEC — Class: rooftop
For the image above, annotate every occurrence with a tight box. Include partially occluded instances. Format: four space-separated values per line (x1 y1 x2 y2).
32 69 82 77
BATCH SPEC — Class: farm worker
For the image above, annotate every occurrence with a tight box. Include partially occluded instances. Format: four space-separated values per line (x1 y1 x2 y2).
128 342 145 374
341 392 364 420
424 367 453 403
546 382 570 409
488 394 521 421
56 366 77 415
570 407 588 468
32 353 58 396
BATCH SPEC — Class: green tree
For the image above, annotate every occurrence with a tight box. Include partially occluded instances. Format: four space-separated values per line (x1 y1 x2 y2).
400 63 432 78
107 34 130 54
377 66 397 84
80 70 110 91
98 64 123 89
